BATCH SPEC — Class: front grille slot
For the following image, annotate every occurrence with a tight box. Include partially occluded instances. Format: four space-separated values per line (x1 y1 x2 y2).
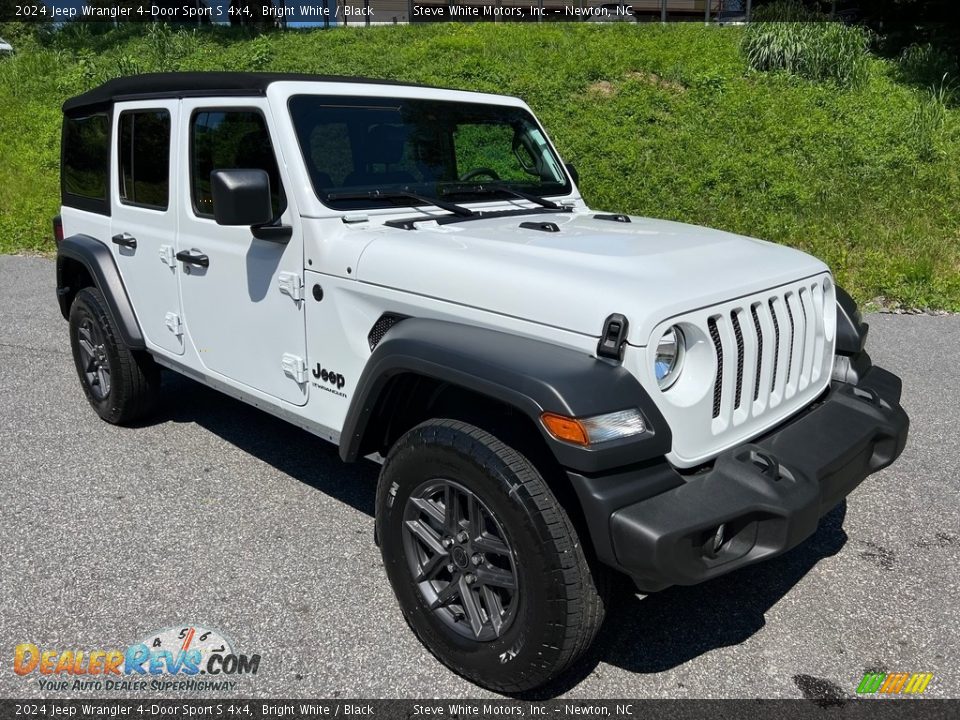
708 317 723 419
785 294 796 386
731 310 745 410
751 304 763 402
769 298 780 394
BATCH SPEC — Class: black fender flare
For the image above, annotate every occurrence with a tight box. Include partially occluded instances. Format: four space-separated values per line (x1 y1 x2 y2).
56 234 145 350
339 318 670 474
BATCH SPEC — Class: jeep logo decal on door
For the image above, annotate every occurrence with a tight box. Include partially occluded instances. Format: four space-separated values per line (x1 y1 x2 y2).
312 363 346 390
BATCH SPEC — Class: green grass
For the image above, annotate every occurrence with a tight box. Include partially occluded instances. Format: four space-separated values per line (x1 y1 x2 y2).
1 23 958 310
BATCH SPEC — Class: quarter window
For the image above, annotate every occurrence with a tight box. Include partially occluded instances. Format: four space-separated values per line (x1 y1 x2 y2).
190 110 284 218
62 113 110 206
118 110 171 210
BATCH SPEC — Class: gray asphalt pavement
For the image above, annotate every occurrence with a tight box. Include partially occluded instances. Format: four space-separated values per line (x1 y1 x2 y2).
0 255 957 700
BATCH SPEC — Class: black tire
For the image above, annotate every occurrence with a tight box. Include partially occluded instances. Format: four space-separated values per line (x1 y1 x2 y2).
376 419 607 693
68 286 161 425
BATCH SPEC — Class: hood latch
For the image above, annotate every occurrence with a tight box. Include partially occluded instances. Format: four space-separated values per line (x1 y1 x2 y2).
597 313 629 362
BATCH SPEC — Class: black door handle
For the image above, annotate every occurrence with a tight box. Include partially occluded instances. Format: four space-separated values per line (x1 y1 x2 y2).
111 233 137 249
176 250 209 268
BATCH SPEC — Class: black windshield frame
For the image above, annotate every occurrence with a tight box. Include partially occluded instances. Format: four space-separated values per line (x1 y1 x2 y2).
288 94 573 212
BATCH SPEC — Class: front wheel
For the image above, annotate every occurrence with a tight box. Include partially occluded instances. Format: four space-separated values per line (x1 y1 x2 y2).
376 419 607 693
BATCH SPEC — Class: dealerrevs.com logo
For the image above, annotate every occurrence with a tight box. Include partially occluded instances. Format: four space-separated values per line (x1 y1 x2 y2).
13 625 260 692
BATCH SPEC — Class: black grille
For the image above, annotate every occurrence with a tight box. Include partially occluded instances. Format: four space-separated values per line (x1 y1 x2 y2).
769 299 780 393
751 304 763 402
708 317 723 419
368 313 407 351
731 311 745 410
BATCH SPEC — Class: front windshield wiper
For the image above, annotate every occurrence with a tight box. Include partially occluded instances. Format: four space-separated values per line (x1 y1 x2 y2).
326 188 474 217
439 183 561 210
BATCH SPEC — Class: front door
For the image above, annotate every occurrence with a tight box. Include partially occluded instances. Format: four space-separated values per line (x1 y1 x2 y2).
176 100 307 406
110 100 183 355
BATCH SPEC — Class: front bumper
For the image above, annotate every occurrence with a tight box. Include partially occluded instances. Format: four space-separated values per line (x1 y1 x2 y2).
569 365 909 592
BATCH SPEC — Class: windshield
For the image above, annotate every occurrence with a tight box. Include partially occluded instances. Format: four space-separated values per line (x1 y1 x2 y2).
288 95 571 211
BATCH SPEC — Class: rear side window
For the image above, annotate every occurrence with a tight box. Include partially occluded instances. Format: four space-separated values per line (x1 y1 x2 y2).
118 110 171 210
190 110 284 218
62 112 110 213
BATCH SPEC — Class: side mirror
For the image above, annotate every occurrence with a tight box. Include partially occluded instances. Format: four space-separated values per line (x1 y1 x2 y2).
210 169 274 227
565 163 580 185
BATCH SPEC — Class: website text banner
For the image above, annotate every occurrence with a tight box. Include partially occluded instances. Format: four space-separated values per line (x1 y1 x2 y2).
0 700 958 720
3 0 742 25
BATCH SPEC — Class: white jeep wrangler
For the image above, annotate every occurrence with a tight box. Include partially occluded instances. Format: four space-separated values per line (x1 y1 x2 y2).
55 72 908 693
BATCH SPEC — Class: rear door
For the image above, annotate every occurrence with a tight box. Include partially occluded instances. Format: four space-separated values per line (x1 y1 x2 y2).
176 100 307 406
110 101 184 355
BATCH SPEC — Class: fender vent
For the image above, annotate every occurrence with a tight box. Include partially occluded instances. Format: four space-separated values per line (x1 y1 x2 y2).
708 317 723 419
368 313 408 351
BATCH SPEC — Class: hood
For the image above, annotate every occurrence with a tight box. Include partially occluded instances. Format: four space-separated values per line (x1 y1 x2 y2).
355 210 830 345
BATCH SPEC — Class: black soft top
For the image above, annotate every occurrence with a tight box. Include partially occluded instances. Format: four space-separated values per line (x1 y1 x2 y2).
62 72 437 115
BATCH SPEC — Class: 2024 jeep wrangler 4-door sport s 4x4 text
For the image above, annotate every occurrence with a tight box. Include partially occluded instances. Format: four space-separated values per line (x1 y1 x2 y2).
54 73 909 693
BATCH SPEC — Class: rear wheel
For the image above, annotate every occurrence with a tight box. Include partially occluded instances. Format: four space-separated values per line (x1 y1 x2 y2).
68 287 160 424
376 419 607 693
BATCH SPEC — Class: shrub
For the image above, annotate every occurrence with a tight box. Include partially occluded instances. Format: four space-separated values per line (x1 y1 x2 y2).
743 1 871 88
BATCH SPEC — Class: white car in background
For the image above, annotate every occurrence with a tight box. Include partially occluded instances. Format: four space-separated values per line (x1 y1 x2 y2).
0 38 14 55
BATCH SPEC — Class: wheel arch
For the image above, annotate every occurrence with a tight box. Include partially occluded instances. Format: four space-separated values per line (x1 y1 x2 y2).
56 234 145 350
339 318 671 475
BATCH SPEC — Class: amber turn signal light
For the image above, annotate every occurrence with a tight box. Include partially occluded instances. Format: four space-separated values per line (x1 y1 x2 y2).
540 413 590 446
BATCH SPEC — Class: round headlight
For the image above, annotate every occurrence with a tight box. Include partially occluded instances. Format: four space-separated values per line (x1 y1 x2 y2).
654 326 685 390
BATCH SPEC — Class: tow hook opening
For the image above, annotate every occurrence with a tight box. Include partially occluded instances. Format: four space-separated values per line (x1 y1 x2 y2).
699 515 763 564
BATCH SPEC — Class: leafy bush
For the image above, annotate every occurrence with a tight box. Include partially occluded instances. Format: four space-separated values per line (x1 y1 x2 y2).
743 1 871 88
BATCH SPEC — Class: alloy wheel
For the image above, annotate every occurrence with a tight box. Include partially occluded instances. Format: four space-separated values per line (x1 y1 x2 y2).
402 478 519 641
76 319 111 400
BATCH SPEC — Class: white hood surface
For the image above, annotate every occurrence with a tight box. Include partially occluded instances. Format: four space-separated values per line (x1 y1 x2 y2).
356 210 829 345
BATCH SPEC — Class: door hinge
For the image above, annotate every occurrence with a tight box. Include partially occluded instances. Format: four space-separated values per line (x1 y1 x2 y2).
165 312 183 337
159 244 176 268
278 272 304 302
281 353 308 384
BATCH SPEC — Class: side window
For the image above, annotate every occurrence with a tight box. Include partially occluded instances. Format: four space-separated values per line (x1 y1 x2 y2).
190 110 283 218
62 112 110 210
118 110 171 210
